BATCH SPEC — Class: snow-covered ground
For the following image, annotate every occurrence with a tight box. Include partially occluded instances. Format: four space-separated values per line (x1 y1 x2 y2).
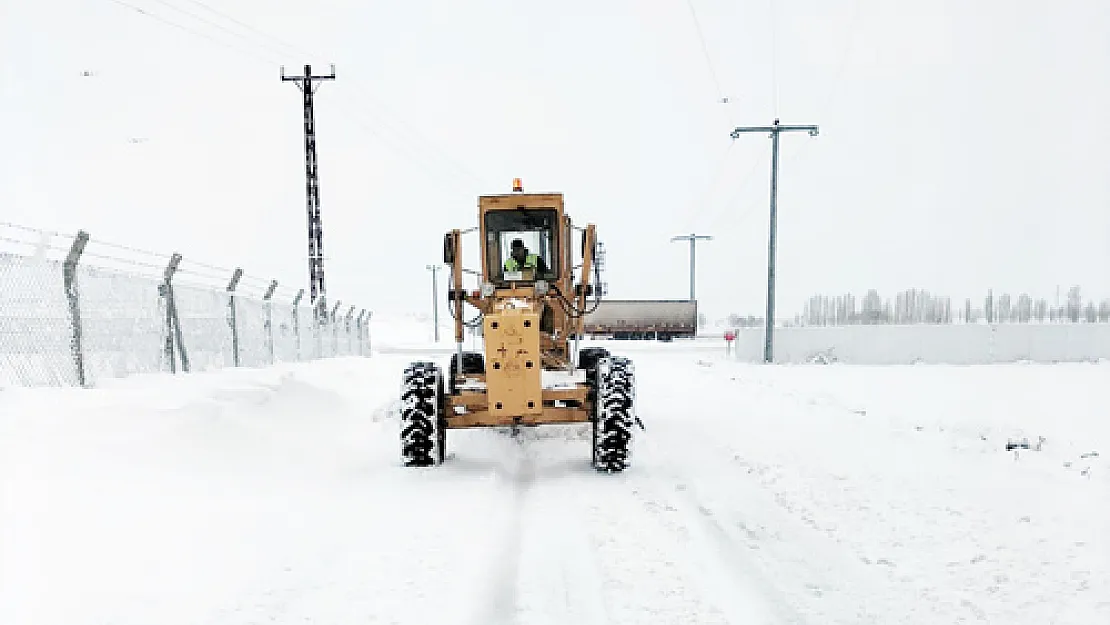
2 330 1107 624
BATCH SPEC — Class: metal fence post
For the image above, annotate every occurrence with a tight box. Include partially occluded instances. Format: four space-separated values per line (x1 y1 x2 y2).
63 231 90 387
263 280 278 364
293 288 304 361
226 268 243 367
161 253 188 373
330 300 342 357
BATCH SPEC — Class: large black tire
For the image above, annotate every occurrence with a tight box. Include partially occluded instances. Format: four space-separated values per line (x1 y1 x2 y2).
448 351 485 394
400 362 446 466
592 356 635 473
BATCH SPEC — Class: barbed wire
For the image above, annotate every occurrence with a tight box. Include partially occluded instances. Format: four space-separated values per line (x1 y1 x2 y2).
81 249 168 273
3 218 314 289
0 221 73 238
88 236 171 261
0 236 73 260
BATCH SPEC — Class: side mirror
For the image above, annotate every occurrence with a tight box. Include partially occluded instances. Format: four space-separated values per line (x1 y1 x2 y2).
443 233 455 264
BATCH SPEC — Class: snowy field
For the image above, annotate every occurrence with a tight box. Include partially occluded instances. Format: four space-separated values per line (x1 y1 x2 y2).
2 328 1107 624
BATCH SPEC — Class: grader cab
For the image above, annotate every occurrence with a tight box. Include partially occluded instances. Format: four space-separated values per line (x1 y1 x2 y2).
399 180 637 472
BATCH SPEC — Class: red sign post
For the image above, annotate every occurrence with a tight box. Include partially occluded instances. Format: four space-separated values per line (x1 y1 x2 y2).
723 330 736 355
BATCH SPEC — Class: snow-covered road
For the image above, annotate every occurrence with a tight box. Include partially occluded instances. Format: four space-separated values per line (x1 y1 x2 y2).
2 342 1107 624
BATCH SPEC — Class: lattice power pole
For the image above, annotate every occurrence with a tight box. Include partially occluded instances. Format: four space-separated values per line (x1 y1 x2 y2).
281 63 336 324
670 234 713 302
730 119 819 363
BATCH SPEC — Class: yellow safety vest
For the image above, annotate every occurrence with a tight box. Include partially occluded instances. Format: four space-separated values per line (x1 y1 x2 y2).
504 254 539 271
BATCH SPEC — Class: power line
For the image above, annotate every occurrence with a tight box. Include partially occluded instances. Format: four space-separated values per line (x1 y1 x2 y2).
335 84 489 189
178 0 317 60
144 0 287 61
699 141 772 231
750 0 865 175
104 0 278 65
101 0 484 191
768 0 780 116
326 96 483 195
682 141 735 229
684 0 727 106
818 0 865 118
158 1 487 187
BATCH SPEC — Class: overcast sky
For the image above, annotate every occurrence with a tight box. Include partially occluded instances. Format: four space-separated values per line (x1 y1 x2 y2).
2 0 1107 319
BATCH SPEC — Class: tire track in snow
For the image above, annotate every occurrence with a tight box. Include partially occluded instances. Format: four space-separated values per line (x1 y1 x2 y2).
466 433 533 625
575 473 734 624
199 454 520 625
622 468 795 622
627 357 811 625
516 450 612 625
470 428 614 625
630 362 902 625
514 432 738 624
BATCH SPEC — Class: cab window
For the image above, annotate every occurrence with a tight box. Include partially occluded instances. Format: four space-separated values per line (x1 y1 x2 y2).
484 209 558 283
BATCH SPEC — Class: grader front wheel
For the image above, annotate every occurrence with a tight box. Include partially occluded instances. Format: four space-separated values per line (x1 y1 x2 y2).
592 356 636 473
400 362 446 467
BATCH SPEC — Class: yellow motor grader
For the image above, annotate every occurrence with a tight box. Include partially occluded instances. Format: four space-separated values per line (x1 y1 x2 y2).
399 180 636 472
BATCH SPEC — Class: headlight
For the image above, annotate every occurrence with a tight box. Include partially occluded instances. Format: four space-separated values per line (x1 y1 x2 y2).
480 282 496 297
535 280 549 295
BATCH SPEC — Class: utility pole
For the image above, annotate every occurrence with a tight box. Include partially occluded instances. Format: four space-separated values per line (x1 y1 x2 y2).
281 63 336 325
426 264 440 342
670 234 712 302
730 119 819 363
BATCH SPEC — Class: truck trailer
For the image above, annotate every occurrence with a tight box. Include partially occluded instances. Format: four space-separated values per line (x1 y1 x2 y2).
580 299 698 341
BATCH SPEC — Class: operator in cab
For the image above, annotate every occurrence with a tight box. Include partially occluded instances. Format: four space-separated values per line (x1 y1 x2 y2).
503 238 555 332
503 238 549 277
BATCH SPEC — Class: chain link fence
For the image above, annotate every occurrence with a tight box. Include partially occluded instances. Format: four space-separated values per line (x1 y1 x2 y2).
0 224 371 388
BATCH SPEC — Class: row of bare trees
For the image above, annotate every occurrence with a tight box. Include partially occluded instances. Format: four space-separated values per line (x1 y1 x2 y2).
792 287 1109 326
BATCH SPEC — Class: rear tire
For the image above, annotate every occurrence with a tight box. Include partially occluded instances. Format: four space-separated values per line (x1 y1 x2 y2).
400 362 445 466
448 351 485 393
592 356 635 473
450 351 486 374
578 347 610 373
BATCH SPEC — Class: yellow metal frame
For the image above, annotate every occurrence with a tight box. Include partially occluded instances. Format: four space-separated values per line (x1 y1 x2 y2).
444 185 597 429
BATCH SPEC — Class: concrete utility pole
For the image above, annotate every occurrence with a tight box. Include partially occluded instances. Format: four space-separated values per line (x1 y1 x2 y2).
670 234 712 302
426 264 440 342
730 119 819 363
281 63 336 325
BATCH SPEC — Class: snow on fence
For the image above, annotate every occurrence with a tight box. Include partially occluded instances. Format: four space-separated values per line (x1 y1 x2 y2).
731 323 1110 365
0 226 372 388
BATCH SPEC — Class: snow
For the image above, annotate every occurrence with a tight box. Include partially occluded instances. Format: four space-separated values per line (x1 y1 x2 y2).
2 331 1107 624
729 323 1110 364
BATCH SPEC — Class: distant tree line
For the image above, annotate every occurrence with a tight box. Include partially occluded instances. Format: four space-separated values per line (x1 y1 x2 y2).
783 286 1110 326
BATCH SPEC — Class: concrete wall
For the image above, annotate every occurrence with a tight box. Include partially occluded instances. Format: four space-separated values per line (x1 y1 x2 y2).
732 323 1110 365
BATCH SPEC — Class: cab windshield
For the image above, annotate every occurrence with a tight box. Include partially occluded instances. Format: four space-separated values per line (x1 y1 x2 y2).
485 209 558 284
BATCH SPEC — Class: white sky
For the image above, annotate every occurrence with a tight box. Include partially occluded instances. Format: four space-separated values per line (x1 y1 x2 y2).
2 0 1108 319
